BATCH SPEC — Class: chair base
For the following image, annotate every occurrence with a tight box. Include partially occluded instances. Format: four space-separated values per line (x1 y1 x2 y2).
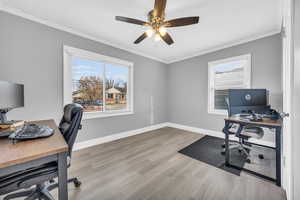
221 140 264 163
3 184 54 200
3 177 81 200
47 177 81 191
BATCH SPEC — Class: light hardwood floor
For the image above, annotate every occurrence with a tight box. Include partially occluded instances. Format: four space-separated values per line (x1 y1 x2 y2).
14 128 289 200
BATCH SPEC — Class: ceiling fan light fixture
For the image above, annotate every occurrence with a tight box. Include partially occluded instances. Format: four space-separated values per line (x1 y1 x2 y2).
158 27 167 36
154 33 161 41
115 0 199 45
146 29 154 37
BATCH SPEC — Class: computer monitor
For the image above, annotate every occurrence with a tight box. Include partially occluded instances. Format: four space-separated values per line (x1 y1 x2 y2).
228 89 268 106
228 89 270 116
0 80 24 123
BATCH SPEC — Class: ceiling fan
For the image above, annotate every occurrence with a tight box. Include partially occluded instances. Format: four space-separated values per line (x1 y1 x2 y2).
115 0 199 45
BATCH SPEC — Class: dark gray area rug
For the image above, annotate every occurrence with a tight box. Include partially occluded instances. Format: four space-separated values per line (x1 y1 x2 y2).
179 135 247 176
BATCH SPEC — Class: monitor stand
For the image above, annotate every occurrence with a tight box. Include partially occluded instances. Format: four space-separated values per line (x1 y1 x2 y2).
0 109 24 129
0 110 9 124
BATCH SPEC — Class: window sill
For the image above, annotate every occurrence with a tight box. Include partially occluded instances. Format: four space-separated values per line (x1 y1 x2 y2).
208 109 228 116
82 111 134 120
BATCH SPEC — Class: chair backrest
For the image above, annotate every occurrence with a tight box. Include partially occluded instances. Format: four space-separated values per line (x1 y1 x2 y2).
59 103 83 157
227 89 270 117
225 97 230 117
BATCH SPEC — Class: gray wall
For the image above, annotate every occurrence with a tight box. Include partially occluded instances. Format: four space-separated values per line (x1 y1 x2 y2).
0 11 168 142
293 0 300 199
167 34 283 139
0 11 283 145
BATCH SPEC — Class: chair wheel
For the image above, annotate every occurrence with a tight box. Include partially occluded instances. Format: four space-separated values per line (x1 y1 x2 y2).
74 179 82 188
258 154 264 159
238 149 242 153
221 144 226 148
221 151 225 155
49 179 55 183
246 159 251 163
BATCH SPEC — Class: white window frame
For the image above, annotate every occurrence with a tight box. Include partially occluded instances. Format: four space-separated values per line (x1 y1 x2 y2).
208 54 252 115
63 46 134 120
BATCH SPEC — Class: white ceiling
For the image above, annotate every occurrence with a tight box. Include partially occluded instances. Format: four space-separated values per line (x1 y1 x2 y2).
0 0 282 63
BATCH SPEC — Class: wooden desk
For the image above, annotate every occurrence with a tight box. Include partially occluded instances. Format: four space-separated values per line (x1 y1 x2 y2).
0 120 69 200
224 117 282 186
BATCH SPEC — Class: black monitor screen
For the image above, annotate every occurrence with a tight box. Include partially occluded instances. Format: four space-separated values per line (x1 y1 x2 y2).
228 89 268 107
0 81 24 110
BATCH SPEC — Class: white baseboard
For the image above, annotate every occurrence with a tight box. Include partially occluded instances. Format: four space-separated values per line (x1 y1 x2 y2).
73 121 275 151
73 122 168 151
166 122 275 148
165 122 224 138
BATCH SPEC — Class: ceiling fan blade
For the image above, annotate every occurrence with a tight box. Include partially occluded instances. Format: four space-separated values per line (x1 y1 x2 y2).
160 32 174 45
153 0 167 17
163 16 200 27
115 16 148 26
134 33 148 44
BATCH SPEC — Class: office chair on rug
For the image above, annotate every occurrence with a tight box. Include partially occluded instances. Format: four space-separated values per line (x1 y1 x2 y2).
221 97 265 163
0 103 83 200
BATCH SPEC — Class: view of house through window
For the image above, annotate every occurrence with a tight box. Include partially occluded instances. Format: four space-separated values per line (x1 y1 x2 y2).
71 57 129 113
105 64 128 111
208 54 251 114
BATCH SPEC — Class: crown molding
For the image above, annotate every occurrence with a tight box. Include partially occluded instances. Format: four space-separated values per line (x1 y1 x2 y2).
0 6 169 64
166 29 281 64
0 5 281 65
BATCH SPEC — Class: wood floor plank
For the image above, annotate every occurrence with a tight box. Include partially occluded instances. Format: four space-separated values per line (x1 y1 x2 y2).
59 127 286 200
2 127 286 200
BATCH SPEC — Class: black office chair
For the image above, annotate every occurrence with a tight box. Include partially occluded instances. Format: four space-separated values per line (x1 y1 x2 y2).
0 103 83 200
221 97 265 163
220 98 244 152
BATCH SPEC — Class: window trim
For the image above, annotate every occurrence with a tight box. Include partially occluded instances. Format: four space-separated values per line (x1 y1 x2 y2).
63 45 134 120
207 54 252 115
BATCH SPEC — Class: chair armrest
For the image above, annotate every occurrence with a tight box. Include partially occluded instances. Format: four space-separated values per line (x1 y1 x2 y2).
223 122 239 134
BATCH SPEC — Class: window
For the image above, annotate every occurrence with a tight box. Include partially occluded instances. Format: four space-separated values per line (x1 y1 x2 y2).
208 54 251 115
64 46 133 119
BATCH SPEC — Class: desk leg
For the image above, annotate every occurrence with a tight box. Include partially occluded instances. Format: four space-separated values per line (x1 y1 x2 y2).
224 121 230 166
58 152 68 200
275 127 282 187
